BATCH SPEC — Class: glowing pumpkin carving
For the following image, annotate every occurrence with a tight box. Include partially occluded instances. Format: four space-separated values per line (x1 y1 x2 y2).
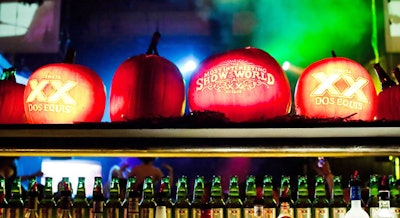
0 68 27 124
295 54 377 121
110 31 185 122
23 49 106 124
188 47 292 123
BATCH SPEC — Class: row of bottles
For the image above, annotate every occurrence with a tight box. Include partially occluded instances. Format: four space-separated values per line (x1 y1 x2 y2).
1 172 400 218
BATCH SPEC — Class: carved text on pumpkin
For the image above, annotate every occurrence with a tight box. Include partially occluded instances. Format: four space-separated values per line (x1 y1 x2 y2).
195 60 275 94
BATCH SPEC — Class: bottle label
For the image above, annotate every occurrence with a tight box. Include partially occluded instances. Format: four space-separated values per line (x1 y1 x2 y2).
175 208 189 218
264 208 276 218
0 208 4 218
191 208 201 218
226 208 241 218
295 208 311 218
106 208 119 218
140 208 154 218
92 201 104 213
243 208 254 218
166 207 172 218
73 207 90 218
156 206 167 218
331 207 346 218
127 198 140 214
278 202 293 218
391 207 400 217
7 208 23 218
39 208 54 218
369 207 379 218
211 208 224 218
253 205 263 217
313 207 329 218
200 208 211 218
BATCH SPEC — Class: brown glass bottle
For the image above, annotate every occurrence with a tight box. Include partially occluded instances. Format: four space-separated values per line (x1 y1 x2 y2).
330 176 347 218
123 177 140 218
294 176 311 218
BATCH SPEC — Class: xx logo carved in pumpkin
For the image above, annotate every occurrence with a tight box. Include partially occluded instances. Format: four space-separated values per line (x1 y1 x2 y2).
311 72 369 103
26 79 78 105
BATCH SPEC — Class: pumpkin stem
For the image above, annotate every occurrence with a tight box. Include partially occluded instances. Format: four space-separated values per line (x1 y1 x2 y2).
63 47 76 64
373 63 396 90
0 67 17 82
146 31 161 56
392 67 400 85
331 50 337 57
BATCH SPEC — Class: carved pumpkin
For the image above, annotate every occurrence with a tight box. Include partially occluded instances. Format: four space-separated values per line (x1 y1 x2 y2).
110 32 186 122
188 47 292 123
375 66 400 121
23 49 106 124
0 68 27 124
295 56 377 121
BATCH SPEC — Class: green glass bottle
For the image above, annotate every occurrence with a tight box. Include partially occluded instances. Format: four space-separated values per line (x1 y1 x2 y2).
313 175 330 218
0 177 8 218
90 177 105 218
330 176 347 218
367 174 380 218
7 177 24 218
263 175 277 218
277 175 293 218
123 177 140 218
294 176 311 218
209 175 225 218
225 176 243 218
57 179 73 218
139 177 156 218
388 175 400 218
24 177 40 218
158 177 174 218
175 176 190 218
39 177 57 218
105 177 123 218
243 175 256 218
72 177 90 218
191 175 205 218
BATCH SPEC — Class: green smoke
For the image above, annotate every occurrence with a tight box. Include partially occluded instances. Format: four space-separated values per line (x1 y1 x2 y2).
253 0 373 67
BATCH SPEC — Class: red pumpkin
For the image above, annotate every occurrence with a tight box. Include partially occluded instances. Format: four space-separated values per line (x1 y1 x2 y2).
23 51 106 124
188 47 292 123
375 66 400 120
0 68 27 124
110 32 185 122
295 56 377 121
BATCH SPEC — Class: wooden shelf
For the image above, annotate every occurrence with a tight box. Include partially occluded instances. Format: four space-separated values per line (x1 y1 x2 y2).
1 123 399 157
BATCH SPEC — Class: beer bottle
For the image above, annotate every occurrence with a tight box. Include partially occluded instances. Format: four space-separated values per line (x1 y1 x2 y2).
72 177 90 218
139 177 156 218
312 175 330 218
277 175 293 218
375 175 395 218
157 177 174 218
344 171 369 218
373 63 396 90
90 177 105 218
225 176 242 218
262 175 276 218
0 177 8 218
243 176 256 218
24 177 40 218
175 176 190 218
105 177 123 218
57 179 73 218
7 177 24 218
123 177 140 218
367 175 380 218
39 177 57 218
330 176 347 218
191 176 205 218
294 176 311 218
209 175 225 218
388 175 400 217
